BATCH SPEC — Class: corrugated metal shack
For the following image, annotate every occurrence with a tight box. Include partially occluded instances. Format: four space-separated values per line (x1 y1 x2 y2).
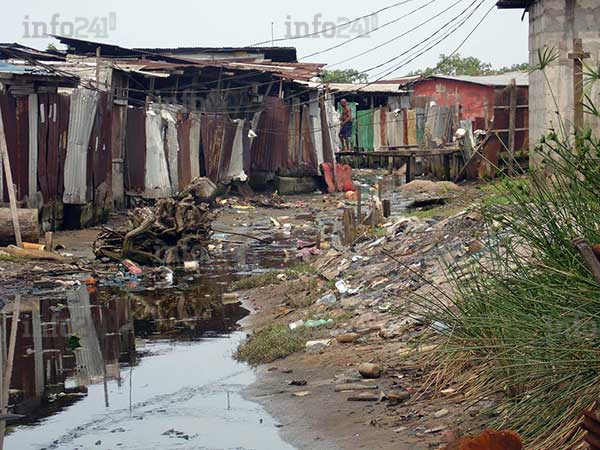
0 38 336 229
332 72 529 179
411 72 529 177
0 47 79 230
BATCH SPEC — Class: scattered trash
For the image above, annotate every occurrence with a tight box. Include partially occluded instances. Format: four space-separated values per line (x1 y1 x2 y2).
184 261 200 272
335 280 349 294
334 383 379 392
305 339 332 354
222 293 241 305
434 408 449 419
315 294 337 306
123 259 143 276
305 319 333 329
289 380 308 386
292 391 311 398
347 392 381 402
289 320 305 331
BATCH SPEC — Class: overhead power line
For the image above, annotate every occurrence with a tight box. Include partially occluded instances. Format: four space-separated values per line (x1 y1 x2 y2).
249 0 419 46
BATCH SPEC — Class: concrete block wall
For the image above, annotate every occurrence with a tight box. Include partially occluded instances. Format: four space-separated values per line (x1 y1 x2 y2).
528 0 600 162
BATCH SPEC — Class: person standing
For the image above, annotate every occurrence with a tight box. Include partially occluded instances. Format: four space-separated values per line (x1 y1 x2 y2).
339 99 353 151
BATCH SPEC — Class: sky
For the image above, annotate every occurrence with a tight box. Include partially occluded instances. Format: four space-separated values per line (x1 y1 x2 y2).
2 0 529 79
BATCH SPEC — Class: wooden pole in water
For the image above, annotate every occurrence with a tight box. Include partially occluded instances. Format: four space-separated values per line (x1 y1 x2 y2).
0 108 22 248
0 295 22 450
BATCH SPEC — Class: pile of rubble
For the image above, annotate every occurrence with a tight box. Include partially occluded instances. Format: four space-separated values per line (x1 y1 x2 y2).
94 178 218 266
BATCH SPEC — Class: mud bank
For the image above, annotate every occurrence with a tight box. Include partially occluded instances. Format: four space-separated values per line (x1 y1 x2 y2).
236 181 495 450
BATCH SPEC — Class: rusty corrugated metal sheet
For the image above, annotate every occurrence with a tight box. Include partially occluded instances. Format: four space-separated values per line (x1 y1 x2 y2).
125 107 146 193
251 96 318 176
93 92 112 209
13 96 30 201
63 88 99 205
201 114 226 183
57 95 70 201
219 117 236 183
177 114 193 190
251 96 289 173
299 105 318 175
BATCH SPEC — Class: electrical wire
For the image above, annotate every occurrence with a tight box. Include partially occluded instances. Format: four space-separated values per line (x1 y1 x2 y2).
326 0 465 68
300 0 442 60
249 0 419 46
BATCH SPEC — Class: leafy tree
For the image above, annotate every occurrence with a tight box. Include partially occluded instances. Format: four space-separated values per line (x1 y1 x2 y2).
320 69 368 84
409 53 529 77
46 43 58 52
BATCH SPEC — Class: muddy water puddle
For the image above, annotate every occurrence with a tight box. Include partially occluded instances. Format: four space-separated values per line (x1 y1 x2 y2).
4 212 329 450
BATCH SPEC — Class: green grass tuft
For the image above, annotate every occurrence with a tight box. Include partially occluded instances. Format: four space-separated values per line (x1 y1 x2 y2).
235 324 308 366
231 262 317 291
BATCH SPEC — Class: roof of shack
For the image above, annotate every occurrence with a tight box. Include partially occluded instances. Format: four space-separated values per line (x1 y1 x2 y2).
326 82 410 94
132 46 298 63
423 72 529 87
496 0 535 8
51 35 323 82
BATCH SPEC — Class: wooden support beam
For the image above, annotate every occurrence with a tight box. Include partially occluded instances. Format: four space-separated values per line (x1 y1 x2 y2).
343 207 356 246
508 79 517 177
569 39 590 134
443 154 451 181
0 108 22 248
382 200 391 218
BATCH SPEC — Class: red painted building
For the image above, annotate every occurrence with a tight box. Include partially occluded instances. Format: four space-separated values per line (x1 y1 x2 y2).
412 72 529 124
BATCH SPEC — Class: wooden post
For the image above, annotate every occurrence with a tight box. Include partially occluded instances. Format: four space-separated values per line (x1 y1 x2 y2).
356 186 362 225
0 109 22 248
343 207 356 246
382 200 391 218
508 79 517 177
406 154 415 183
45 231 53 251
569 39 591 137
443 154 451 181
95 47 102 89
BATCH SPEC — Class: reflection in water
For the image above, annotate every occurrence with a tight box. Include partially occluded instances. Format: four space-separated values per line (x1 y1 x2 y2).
7 281 248 427
7 207 334 448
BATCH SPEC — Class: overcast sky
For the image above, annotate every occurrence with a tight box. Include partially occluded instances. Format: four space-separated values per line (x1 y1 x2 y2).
2 0 529 78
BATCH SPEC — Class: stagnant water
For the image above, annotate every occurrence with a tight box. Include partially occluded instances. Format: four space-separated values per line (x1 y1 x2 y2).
4 212 335 450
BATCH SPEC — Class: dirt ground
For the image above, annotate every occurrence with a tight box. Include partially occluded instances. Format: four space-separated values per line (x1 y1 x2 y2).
236 181 498 450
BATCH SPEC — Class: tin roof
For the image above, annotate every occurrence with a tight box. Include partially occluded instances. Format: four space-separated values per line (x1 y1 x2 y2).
132 46 298 63
496 0 534 8
327 82 409 94
427 72 529 87
0 60 67 77
51 36 322 82
0 43 65 61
